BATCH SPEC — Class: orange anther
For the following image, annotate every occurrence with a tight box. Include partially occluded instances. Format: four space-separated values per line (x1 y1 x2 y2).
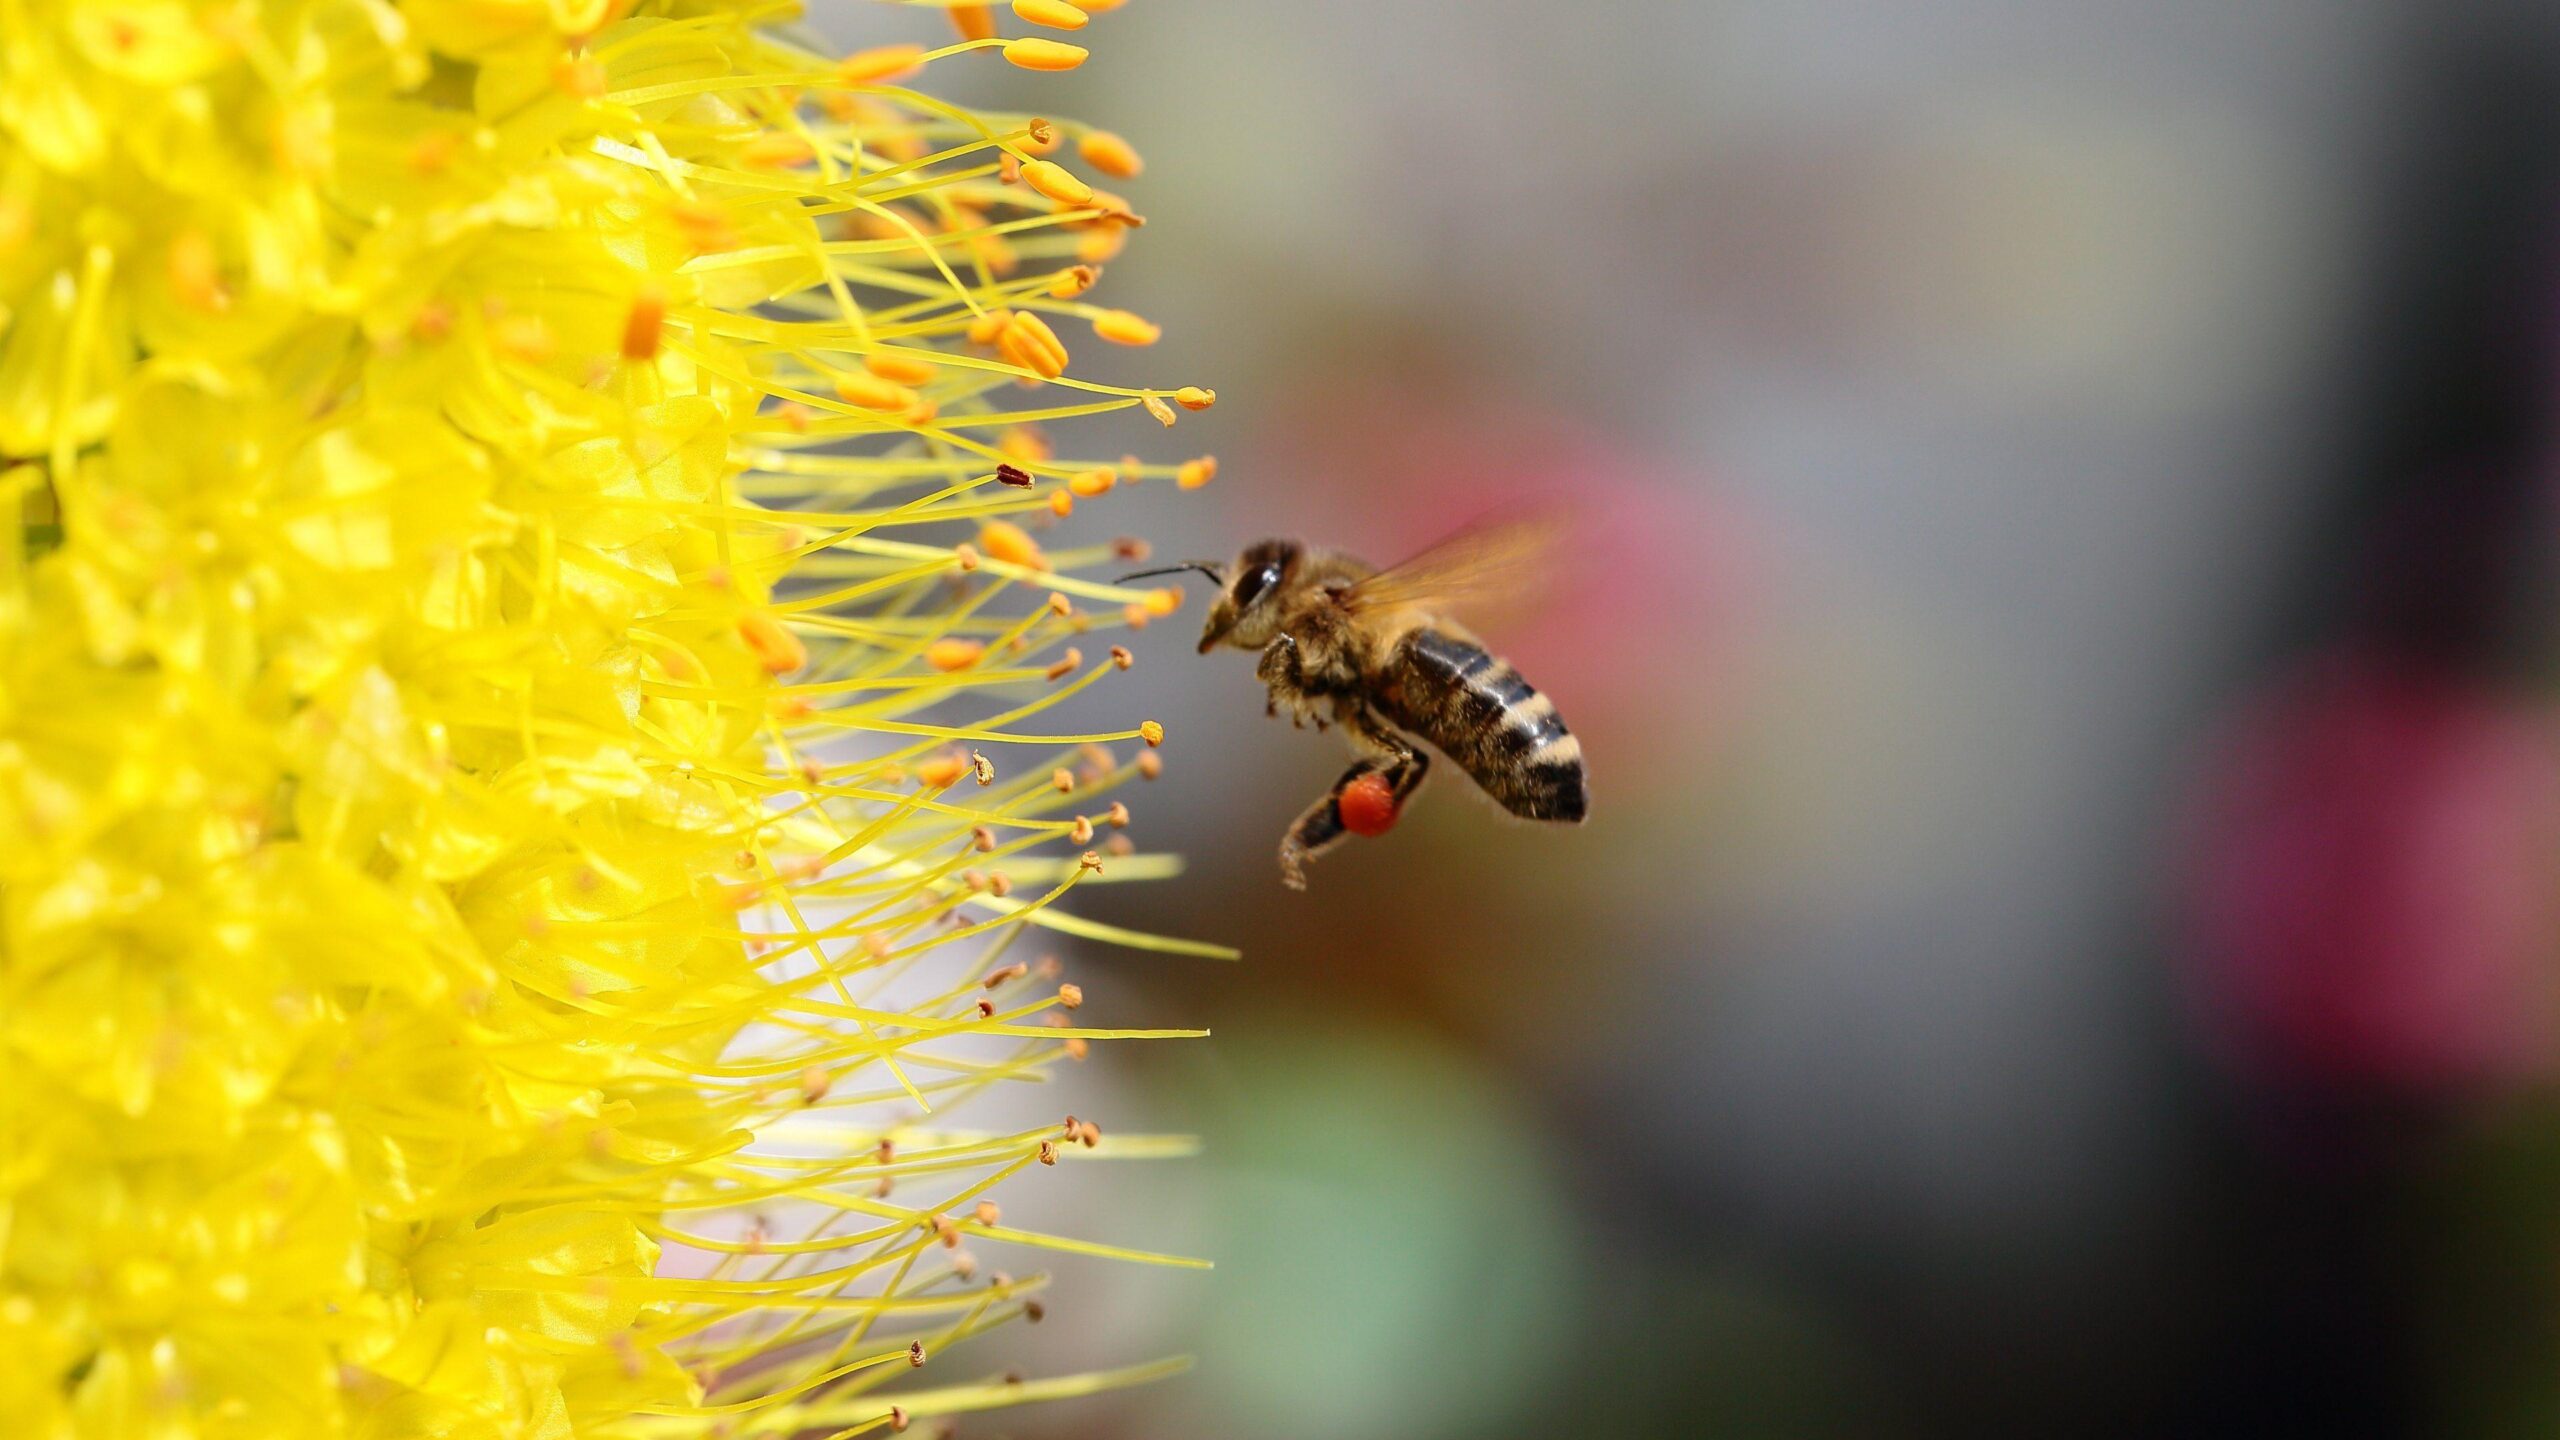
407 130 459 176
1045 649 1082 680
1058 983 1084 1008
1078 129 1142 178
620 281 666 360
738 132 813 169
1048 265 1099 299
838 44 924 85
553 53 608 100
1020 158 1093 206
925 638 985 672
976 520 1047 570
1002 37 1087 70
1176 455 1218 489
1092 309 1160 346
864 351 940 386
915 754 969 788
738 612 807 674
949 3 996 40
1068 468 1116 498
667 199 739 254
998 311 1070 379
1013 0 1089 29
833 372 917 412
167 230 227 313
1174 386 1215 410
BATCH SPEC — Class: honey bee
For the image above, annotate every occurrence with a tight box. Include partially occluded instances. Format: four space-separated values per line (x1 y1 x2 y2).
1124 519 1587 888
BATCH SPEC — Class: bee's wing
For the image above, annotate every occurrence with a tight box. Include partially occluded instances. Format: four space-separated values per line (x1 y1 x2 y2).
1338 516 1564 628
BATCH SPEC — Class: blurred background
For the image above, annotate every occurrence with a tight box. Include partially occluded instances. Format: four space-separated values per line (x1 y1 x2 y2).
831 2 2560 1435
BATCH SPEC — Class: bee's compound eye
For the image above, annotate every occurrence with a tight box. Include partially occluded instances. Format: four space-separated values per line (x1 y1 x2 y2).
1232 562 1281 609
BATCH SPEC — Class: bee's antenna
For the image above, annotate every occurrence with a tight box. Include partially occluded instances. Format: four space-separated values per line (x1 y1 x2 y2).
1116 561 1227 587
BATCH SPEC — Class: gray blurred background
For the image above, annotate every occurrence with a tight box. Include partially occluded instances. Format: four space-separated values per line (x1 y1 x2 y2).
824 2 2560 1435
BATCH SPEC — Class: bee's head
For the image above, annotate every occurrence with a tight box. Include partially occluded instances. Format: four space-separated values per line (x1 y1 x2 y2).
1117 539 1302 653
1194 539 1299 654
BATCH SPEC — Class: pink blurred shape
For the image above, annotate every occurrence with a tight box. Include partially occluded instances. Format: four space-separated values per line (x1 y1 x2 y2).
2182 649 2560 1103
1267 380 1761 737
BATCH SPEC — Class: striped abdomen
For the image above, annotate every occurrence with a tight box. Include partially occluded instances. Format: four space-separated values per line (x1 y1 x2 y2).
1377 628 1587 822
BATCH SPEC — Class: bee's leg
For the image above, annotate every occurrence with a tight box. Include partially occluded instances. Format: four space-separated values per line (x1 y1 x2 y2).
1278 760 1380 890
1276 719 1431 890
1256 633 1318 728
1334 702 1418 770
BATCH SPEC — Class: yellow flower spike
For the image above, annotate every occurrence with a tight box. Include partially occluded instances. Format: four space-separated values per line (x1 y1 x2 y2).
839 43 926 84
1079 129 1144 178
3 5 1223 1434
1003 36 1090 71
1093 309 1161 345
1014 0 1091 30
1021 158 1094 206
